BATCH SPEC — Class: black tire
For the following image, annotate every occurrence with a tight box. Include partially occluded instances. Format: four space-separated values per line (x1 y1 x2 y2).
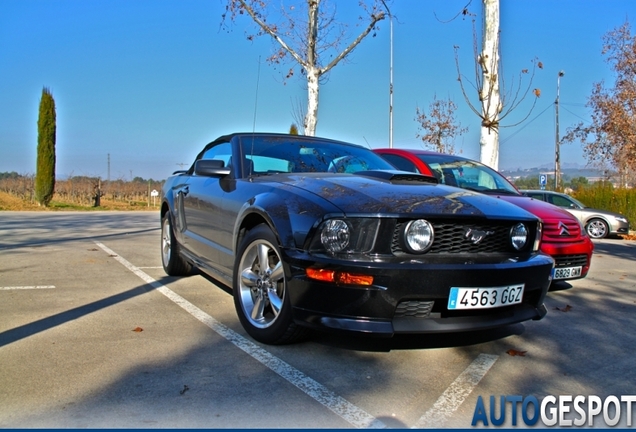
161 213 192 276
585 218 609 239
233 224 309 345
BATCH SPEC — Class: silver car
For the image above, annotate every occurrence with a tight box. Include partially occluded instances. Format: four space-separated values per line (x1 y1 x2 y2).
522 190 630 239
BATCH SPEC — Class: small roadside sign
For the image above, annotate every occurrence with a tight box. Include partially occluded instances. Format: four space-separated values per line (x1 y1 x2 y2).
539 174 547 190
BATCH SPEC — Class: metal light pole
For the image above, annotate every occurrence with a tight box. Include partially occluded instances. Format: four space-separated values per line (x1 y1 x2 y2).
554 70 564 190
381 0 393 148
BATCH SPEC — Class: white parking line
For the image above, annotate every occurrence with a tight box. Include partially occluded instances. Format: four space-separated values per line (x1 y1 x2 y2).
412 353 498 428
94 242 386 429
0 285 56 290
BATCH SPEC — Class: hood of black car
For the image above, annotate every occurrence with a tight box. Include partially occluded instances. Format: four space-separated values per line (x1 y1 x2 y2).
268 172 536 219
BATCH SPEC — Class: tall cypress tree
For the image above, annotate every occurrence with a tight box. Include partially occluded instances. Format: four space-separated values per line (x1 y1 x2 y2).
35 87 56 206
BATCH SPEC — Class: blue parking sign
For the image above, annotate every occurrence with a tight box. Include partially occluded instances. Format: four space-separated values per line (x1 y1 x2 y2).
539 174 547 190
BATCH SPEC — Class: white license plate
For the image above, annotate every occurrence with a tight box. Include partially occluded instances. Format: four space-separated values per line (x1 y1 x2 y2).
448 284 525 310
553 266 582 280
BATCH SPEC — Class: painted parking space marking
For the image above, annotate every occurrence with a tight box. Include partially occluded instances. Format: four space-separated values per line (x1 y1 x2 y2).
94 241 386 429
0 285 56 290
412 353 498 428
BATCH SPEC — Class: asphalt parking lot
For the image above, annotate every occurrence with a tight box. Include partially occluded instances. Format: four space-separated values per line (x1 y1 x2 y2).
1 211 635 428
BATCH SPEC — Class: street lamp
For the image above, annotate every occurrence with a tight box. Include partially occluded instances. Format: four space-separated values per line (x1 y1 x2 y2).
381 0 393 148
554 70 564 190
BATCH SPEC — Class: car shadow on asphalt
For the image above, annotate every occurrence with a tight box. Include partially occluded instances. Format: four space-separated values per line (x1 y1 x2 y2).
591 238 636 261
309 323 526 352
549 281 574 292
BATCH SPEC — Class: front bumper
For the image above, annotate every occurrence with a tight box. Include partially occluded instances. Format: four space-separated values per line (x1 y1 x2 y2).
283 251 554 336
541 236 593 281
610 220 630 236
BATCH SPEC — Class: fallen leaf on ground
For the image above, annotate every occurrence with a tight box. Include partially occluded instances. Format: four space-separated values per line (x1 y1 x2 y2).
555 305 572 312
506 349 527 357
132 327 143 332
180 385 189 395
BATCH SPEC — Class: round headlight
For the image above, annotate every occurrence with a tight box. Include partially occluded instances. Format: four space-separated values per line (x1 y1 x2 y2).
404 219 434 253
321 219 350 253
510 223 528 250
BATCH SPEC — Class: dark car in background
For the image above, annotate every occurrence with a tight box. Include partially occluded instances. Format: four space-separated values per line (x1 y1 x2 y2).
161 133 553 344
374 148 594 283
521 190 630 239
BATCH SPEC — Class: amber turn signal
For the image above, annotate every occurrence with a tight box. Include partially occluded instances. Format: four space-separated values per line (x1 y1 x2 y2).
306 268 374 286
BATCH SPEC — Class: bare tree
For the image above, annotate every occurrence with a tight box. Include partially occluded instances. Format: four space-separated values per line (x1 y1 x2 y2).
222 0 385 136
562 21 636 186
415 96 468 154
453 0 542 170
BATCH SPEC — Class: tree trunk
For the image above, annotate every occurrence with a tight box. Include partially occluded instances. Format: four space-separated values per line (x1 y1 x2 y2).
480 124 499 170
304 67 320 136
479 0 501 170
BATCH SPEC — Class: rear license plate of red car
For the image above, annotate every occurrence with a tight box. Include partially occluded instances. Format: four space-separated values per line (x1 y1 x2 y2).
553 266 582 280
447 284 524 310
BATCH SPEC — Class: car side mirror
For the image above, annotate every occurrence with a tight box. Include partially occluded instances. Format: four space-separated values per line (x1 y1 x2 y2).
194 159 231 177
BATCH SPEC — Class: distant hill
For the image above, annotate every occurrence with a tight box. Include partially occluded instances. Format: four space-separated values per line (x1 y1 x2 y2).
503 161 584 171
501 166 604 180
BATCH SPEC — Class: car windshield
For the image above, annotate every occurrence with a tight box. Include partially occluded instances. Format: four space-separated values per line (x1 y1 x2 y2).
417 154 520 195
238 136 395 175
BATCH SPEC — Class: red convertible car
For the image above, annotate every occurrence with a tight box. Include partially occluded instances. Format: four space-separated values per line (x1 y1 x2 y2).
374 149 594 283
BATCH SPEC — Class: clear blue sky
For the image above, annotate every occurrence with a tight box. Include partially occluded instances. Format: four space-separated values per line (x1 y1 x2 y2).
1 0 634 180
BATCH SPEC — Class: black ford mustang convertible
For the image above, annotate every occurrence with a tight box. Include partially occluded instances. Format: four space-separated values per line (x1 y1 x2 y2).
161 133 554 344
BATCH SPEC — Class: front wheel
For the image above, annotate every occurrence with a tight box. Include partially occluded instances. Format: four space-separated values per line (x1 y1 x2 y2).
233 224 309 344
586 218 609 239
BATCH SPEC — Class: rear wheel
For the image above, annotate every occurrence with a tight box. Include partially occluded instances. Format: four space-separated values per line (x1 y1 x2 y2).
161 213 192 276
233 224 309 344
585 218 608 239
